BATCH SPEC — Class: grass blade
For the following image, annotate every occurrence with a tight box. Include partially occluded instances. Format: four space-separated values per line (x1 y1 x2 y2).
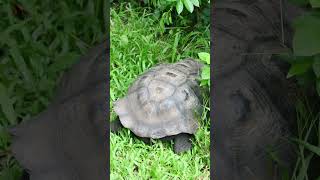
292 138 320 156
171 32 180 62
296 153 313 180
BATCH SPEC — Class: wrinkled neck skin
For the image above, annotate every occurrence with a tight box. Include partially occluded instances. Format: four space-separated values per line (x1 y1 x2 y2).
212 1 304 180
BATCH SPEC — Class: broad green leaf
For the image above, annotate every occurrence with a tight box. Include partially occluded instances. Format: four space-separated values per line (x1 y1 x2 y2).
310 0 320 8
313 56 320 78
190 0 200 7
201 66 210 80
292 138 320 156
0 83 17 125
293 15 320 56
176 0 184 14
198 52 210 64
287 61 313 78
183 0 194 13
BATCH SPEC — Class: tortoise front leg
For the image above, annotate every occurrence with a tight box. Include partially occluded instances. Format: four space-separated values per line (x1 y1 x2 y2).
173 133 192 154
110 118 123 133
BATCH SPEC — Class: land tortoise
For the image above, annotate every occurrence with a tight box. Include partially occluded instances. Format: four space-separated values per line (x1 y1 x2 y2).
10 41 108 180
111 58 204 153
213 0 305 179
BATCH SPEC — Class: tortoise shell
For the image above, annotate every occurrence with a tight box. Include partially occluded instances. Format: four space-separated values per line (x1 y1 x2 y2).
10 41 108 180
213 0 304 179
114 59 203 139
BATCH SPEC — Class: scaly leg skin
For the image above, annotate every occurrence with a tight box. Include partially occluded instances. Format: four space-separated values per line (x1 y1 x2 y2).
110 118 123 133
173 133 192 154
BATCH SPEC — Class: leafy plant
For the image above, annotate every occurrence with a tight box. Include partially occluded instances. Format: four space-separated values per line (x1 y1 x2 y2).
285 0 320 96
145 0 201 14
282 2 320 179
133 0 210 32
198 52 210 89
286 99 320 180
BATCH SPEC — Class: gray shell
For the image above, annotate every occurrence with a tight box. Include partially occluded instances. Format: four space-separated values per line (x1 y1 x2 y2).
114 58 203 139
10 41 108 180
213 1 305 180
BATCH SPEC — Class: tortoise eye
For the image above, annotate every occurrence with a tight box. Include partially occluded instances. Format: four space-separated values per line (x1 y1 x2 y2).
166 72 177 77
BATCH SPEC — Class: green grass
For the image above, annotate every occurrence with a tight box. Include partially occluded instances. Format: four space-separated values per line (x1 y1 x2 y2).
0 0 107 179
110 3 210 179
288 98 320 180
